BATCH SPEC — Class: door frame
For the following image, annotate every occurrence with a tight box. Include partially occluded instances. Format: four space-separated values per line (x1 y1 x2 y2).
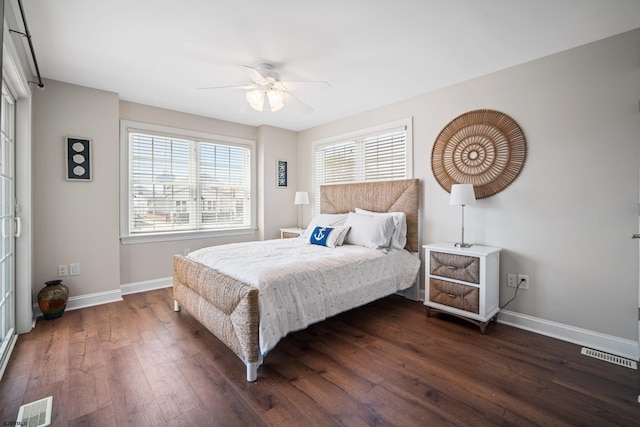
3 11 32 335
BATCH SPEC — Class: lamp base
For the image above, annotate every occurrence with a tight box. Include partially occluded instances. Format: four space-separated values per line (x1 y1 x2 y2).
454 242 473 248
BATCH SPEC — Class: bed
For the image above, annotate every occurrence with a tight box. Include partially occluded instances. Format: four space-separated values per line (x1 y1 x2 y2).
173 178 420 381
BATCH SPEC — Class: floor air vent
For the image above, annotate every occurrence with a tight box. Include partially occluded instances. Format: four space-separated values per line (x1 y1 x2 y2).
16 396 52 427
581 347 638 370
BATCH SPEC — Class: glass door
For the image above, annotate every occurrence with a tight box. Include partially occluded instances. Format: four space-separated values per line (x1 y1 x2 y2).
0 82 16 373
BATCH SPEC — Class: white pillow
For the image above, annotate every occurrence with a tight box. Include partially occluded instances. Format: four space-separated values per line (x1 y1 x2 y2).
343 212 395 251
307 225 350 248
302 213 348 239
355 208 407 250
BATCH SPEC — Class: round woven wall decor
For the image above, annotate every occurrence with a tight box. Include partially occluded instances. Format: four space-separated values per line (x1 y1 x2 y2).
431 109 526 199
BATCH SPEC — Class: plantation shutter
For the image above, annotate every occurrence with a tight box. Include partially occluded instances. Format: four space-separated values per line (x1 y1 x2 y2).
129 133 194 233
313 125 409 213
129 132 252 234
363 128 407 181
198 141 252 230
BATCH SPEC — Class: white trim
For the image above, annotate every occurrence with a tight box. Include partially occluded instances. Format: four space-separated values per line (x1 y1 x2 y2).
14 97 32 335
33 289 124 318
66 290 123 310
0 333 17 381
312 118 412 147
120 277 173 295
122 120 256 148
121 227 256 245
3 22 30 98
4 7 33 336
32 278 174 319
27 275 640 365
498 310 640 362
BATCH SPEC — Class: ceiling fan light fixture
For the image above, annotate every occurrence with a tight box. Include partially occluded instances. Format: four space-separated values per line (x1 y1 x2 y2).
267 90 285 112
246 89 265 111
197 63 325 114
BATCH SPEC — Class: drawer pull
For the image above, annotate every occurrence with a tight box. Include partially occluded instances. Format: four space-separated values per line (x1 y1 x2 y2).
446 266 456 270
446 293 457 299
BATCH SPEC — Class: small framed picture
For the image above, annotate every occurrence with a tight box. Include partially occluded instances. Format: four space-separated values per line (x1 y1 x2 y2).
276 159 287 188
65 137 92 181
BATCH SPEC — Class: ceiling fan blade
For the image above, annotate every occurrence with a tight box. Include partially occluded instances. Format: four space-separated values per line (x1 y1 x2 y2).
193 84 256 91
283 92 313 114
240 65 269 85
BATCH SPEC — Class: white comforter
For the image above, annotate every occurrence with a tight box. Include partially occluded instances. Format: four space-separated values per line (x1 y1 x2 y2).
188 238 420 356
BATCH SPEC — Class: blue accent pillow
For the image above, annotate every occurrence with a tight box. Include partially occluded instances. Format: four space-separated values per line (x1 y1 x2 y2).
308 226 349 248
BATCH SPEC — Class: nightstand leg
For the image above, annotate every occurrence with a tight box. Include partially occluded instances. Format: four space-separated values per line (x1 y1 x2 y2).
480 322 487 334
426 306 432 317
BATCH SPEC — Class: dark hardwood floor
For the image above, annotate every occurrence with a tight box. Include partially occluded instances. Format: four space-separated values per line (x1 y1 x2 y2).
1 287 638 426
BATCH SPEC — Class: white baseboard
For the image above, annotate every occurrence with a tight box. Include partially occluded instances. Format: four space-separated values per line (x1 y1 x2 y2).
498 310 639 362
69 289 124 310
31 279 638 363
120 277 173 295
33 289 124 318
32 278 173 319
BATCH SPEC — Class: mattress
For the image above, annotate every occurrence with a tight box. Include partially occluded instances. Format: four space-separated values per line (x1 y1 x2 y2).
188 238 420 356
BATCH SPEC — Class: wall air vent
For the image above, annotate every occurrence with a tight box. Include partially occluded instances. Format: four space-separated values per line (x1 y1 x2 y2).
16 396 52 427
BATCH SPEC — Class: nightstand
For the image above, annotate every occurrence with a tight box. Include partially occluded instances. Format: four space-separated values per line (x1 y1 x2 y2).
423 242 501 333
280 227 304 239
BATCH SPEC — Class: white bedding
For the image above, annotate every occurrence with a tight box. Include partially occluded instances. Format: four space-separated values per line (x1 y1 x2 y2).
188 238 420 356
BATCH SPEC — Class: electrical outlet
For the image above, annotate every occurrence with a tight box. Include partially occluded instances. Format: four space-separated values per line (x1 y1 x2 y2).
507 273 517 288
518 274 530 290
70 263 80 276
58 264 68 277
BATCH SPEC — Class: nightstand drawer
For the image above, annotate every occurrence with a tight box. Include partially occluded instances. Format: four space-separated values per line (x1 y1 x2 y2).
430 251 480 284
429 278 479 314
280 228 303 239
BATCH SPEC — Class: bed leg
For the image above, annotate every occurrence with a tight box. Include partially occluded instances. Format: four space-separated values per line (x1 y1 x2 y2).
174 300 181 312
247 362 259 382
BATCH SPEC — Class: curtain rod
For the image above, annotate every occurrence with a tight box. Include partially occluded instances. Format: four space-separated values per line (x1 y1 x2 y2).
9 0 44 89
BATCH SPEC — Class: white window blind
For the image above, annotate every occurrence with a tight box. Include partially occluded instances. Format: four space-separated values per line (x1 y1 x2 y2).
313 120 412 213
124 126 253 240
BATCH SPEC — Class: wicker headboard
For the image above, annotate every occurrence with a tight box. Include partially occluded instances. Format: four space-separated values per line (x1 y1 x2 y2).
319 179 420 252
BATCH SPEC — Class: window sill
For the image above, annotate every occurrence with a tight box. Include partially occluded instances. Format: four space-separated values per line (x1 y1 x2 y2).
120 227 257 245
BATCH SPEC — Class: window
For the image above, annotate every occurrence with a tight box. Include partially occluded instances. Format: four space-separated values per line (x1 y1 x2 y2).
120 121 256 243
312 118 412 212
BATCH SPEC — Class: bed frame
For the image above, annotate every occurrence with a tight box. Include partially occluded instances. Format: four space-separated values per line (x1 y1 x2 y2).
173 178 419 381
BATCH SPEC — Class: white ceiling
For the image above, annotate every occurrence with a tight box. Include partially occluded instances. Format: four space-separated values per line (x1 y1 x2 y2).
18 0 640 132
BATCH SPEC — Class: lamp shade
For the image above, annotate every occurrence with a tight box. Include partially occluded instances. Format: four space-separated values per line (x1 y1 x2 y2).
449 184 476 206
294 191 309 205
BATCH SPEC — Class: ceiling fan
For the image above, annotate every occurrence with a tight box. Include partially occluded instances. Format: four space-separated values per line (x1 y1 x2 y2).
195 63 330 114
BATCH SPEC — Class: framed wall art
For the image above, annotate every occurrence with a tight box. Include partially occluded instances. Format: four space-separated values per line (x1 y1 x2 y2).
276 159 288 188
431 109 526 199
65 136 92 181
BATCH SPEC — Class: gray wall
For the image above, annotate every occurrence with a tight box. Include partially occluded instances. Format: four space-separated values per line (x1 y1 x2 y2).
32 86 298 293
299 29 640 341
32 81 121 298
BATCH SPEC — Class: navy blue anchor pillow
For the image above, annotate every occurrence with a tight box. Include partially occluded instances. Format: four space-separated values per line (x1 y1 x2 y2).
308 226 350 248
